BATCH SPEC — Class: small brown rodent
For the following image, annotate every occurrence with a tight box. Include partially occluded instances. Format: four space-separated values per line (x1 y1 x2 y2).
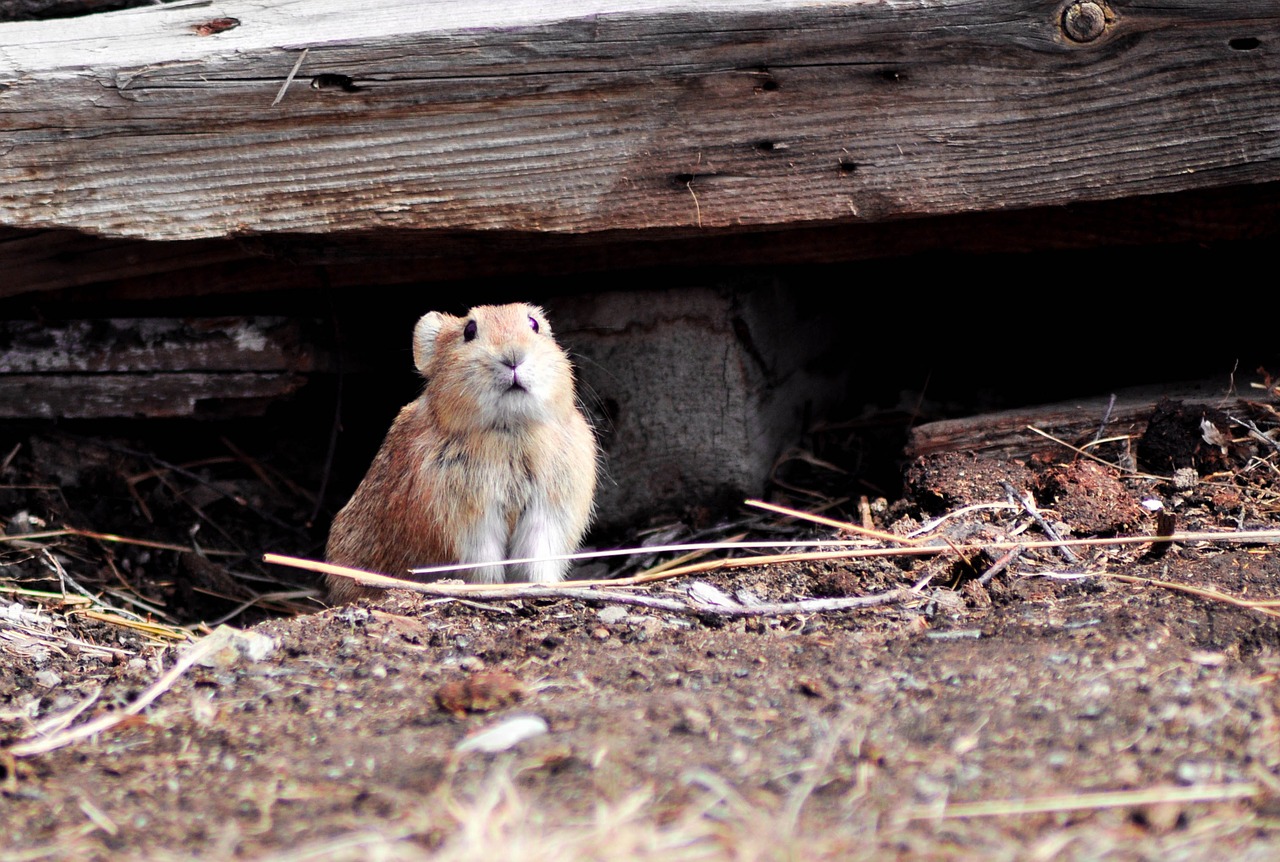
325 303 597 603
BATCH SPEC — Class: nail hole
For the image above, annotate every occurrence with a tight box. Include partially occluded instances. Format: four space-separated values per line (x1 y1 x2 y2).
1229 37 1260 51
670 172 718 189
879 69 906 83
310 74 361 93
754 141 789 153
838 159 859 174
752 68 780 93
192 17 240 36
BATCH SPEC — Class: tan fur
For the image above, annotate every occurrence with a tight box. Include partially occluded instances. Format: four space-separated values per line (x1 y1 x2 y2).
325 304 597 603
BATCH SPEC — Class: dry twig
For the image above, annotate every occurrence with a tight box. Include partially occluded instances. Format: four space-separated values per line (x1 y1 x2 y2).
745 498 921 544
1230 415 1280 455
1001 481 1079 564
633 533 748 579
265 554 920 618
977 546 1023 586
267 527 1280 600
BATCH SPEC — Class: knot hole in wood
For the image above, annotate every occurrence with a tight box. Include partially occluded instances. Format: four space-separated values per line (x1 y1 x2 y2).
1061 1 1114 44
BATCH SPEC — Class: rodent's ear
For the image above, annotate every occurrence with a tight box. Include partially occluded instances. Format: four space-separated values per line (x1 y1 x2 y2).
412 312 449 374
528 305 553 338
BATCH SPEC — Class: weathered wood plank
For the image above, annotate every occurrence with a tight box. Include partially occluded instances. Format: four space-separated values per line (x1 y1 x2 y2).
0 373 307 418
0 318 319 373
0 0 1276 241
0 318 319 418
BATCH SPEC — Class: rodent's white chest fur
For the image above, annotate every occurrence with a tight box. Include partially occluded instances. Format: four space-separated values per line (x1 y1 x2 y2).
410 304 592 583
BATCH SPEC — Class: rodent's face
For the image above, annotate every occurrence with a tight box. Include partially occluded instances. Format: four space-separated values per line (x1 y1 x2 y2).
418 304 576 433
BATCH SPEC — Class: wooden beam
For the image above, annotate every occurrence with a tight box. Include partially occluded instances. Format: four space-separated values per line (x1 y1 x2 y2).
0 1 1276 242
6 177 1280 301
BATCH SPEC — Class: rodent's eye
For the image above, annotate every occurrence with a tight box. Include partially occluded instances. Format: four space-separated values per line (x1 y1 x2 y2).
463 320 477 342
528 316 540 334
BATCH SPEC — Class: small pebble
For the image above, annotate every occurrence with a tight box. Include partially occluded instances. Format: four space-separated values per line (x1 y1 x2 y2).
1175 761 1220 785
678 706 712 735
456 714 548 754
925 629 983 641
596 606 628 625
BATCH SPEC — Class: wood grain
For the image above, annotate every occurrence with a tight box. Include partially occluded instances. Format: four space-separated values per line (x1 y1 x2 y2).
0 373 307 418
0 317 318 373
0 0 1277 241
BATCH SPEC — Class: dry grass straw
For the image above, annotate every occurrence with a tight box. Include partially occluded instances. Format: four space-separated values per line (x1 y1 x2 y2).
0 584 93 606
6 627 237 758
2 527 203 645
248 749 868 862
432 773 722 862
1026 425 1169 480
1082 571 1280 619
72 609 190 641
899 782 1261 821
0 526 238 556
237 774 727 862
257 717 876 862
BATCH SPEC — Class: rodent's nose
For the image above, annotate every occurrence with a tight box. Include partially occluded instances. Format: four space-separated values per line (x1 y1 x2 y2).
500 351 528 390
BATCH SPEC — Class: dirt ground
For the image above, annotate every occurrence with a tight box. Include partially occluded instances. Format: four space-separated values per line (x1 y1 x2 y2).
4 393 1280 861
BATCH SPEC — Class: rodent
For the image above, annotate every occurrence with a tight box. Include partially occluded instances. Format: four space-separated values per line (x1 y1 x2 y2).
325 303 598 603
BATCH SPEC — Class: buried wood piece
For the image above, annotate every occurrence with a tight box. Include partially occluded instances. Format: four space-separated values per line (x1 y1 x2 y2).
907 382 1258 460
